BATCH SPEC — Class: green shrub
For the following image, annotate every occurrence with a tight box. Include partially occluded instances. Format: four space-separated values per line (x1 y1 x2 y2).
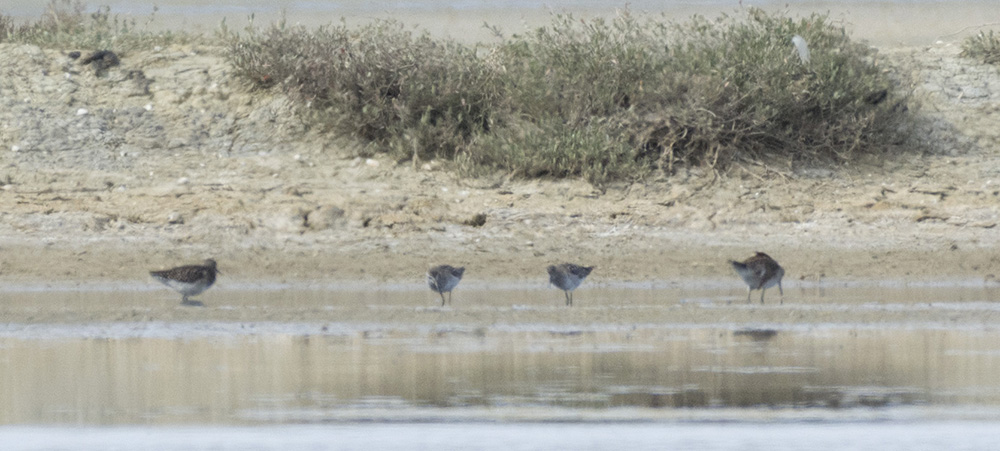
500 10 906 174
475 13 666 181
0 0 194 53
961 30 1000 65
462 118 646 182
228 9 912 184
655 9 905 166
227 19 505 161
0 13 11 39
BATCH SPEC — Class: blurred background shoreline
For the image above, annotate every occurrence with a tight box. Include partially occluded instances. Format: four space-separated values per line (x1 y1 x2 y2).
3 0 999 46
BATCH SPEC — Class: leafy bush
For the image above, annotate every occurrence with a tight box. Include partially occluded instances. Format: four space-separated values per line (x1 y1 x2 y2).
0 0 194 53
229 9 911 184
467 13 667 180
227 19 505 161
0 13 11 39
961 30 1000 65
650 9 905 166
464 118 645 182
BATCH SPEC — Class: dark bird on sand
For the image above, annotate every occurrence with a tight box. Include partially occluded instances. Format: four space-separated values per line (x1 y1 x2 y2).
80 50 120 72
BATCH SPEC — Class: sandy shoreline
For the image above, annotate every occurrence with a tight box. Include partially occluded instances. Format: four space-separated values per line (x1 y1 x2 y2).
0 7 999 291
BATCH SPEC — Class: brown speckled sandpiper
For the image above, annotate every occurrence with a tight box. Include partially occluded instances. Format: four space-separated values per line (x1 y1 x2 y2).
150 259 219 306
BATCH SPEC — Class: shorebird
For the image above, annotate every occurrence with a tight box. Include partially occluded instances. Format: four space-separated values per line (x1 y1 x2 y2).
150 259 219 306
791 35 810 65
729 252 784 304
79 50 120 72
427 265 465 306
547 263 594 306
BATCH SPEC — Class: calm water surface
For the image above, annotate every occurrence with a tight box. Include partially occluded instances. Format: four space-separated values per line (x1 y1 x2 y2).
4 324 1000 424
3 283 1000 450
3 283 1000 426
4 422 1000 451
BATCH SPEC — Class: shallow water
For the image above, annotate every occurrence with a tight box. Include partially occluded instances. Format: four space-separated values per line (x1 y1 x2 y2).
3 283 1000 426
4 324 1000 424
5 422 1000 451
3 279 1000 325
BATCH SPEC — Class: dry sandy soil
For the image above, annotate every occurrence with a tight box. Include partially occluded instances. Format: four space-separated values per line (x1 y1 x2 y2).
0 35 999 291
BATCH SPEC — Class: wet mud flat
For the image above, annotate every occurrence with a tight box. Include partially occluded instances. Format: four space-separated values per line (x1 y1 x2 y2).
2 282 1000 425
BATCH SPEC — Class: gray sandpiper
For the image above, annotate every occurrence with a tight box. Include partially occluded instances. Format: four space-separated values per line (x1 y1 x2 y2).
427 265 465 306
729 252 784 304
547 263 594 306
